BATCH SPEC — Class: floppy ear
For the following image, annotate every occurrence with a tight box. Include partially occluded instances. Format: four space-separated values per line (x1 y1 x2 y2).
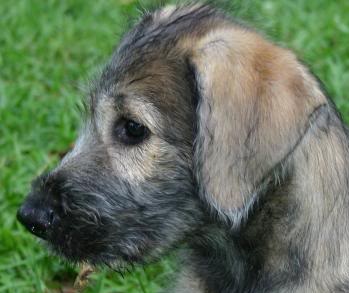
188 26 327 221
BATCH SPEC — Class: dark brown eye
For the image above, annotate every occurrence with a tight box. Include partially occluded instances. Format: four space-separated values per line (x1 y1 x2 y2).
114 119 150 145
125 120 146 138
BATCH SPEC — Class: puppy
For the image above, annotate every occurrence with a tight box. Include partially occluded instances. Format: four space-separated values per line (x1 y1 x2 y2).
18 4 349 292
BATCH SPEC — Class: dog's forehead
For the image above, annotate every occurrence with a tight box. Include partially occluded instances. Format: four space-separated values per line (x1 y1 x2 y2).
93 58 187 122
91 4 225 103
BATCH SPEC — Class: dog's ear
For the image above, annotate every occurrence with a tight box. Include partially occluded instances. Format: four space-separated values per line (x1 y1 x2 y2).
186 26 327 221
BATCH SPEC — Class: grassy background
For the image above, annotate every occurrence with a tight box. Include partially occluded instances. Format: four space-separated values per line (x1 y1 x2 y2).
0 0 348 292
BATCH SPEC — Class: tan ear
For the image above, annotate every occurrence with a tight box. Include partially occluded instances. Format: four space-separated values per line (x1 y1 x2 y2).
186 26 327 221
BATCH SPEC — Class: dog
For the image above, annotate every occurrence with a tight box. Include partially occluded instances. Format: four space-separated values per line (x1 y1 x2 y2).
17 4 349 292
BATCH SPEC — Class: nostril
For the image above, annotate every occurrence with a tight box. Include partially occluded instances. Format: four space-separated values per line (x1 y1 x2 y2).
48 209 54 225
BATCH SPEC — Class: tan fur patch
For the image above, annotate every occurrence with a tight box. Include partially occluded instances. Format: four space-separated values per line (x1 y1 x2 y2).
180 23 327 214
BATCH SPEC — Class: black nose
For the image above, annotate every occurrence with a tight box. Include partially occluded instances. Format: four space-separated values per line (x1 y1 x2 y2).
17 198 55 240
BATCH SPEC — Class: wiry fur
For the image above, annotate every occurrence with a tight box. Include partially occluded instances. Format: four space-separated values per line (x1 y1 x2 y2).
18 4 349 292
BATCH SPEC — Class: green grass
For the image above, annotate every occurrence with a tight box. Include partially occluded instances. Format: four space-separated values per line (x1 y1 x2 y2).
0 0 348 292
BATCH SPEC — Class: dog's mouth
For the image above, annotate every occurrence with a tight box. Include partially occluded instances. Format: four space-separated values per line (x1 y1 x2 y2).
46 219 117 264
44 215 153 270
17 200 113 264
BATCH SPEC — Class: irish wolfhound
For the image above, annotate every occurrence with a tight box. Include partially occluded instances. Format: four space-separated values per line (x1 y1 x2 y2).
17 4 349 292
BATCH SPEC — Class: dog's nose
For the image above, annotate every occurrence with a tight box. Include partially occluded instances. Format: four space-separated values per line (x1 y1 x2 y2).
17 198 55 240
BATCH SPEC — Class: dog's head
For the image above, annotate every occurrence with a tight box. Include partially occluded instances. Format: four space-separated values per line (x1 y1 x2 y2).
17 5 327 266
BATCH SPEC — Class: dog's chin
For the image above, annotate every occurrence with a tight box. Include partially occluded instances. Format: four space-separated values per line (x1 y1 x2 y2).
44 232 153 269
47 243 126 269
41 231 111 265
45 240 104 265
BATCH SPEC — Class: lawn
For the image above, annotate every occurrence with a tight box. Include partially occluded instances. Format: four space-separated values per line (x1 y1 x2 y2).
0 0 348 292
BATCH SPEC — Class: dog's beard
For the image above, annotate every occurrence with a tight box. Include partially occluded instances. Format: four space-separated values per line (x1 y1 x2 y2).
44 194 200 270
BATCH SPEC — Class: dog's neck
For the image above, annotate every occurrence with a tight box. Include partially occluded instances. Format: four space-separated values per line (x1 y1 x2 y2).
187 107 349 292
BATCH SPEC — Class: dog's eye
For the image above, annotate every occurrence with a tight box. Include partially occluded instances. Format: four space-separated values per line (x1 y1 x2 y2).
125 120 147 137
114 119 150 145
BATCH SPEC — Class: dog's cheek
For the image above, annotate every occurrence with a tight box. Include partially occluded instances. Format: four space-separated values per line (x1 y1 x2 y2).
112 172 201 260
107 135 184 182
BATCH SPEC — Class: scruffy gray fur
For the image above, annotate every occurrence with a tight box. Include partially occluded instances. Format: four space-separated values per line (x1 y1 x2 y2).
17 4 349 292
